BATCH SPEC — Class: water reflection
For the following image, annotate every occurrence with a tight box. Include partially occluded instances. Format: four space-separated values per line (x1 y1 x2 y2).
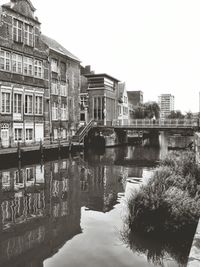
121 222 195 267
0 133 195 267
0 158 82 267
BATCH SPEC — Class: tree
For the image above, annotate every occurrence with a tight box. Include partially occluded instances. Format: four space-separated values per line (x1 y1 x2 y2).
133 102 160 119
185 111 193 119
167 110 184 119
144 102 160 119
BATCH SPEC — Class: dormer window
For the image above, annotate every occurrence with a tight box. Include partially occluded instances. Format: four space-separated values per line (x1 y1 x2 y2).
24 24 33 46
13 19 23 43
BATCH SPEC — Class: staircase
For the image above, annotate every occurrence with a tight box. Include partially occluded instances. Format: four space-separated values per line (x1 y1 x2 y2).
71 120 94 144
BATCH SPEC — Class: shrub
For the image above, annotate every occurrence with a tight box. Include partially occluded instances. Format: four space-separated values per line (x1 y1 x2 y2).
122 151 200 265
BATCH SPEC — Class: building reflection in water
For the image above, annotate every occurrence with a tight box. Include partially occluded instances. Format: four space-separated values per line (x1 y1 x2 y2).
0 157 82 267
79 164 124 213
0 142 164 267
0 153 127 267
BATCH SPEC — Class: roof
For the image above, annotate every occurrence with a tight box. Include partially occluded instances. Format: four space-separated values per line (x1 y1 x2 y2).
84 73 120 82
41 34 80 62
2 0 37 21
3 0 36 12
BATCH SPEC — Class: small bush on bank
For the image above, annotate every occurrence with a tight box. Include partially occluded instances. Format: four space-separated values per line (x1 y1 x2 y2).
122 151 200 265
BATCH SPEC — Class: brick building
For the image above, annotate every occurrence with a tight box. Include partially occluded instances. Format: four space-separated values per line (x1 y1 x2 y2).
0 0 81 147
0 0 49 147
41 35 81 140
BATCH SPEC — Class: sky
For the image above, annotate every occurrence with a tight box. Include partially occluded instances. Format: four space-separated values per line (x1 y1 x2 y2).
2 0 200 112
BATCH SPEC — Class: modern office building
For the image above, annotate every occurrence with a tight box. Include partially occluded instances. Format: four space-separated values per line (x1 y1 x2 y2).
158 94 174 118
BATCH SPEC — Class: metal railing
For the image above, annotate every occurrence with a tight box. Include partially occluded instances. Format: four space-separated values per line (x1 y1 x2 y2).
114 119 199 128
72 119 94 143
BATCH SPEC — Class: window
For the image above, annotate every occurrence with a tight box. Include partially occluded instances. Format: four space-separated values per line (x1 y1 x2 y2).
61 104 67 120
0 50 10 71
54 129 58 140
14 93 22 114
2 172 10 187
51 59 58 73
35 95 43 115
34 60 43 78
13 19 23 43
12 53 22 74
71 72 75 90
60 62 66 80
24 57 33 76
26 128 33 141
14 128 22 141
52 102 58 120
1 92 11 113
62 129 67 139
26 168 34 181
123 107 128 115
118 106 122 116
25 94 33 114
93 97 104 120
24 24 33 46
51 80 58 95
60 83 67 96
80 113 85 121
80 95 88 110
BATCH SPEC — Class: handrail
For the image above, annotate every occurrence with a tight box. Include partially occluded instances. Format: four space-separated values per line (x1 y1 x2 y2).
127 119 199 128
72 119 94 143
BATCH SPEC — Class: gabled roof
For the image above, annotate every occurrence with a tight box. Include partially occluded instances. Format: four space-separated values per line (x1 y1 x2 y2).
3 0 36 12
41 34 80 63
2 0 37 21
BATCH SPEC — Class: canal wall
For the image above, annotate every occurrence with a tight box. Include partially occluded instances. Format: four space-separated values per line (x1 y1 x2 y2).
0 141 83 161
194 132 200 164
87 128 128 148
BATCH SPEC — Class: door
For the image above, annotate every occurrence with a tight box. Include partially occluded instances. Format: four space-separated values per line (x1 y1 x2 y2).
35 124 44 142
1 127 9 148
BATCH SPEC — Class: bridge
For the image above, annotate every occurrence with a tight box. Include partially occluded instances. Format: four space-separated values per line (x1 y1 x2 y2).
72 118 199 144
112 119 199 130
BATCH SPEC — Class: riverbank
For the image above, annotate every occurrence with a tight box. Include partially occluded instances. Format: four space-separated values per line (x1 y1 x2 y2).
123 150 200 266
0 140 83 161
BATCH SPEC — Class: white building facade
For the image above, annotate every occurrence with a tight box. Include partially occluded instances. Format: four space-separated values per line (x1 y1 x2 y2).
158 94 174 118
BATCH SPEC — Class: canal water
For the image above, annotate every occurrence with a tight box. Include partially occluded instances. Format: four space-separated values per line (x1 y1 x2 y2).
0 133 195 267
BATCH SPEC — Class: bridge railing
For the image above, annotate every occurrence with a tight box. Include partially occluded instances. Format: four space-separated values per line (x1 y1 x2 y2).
127 119 199 128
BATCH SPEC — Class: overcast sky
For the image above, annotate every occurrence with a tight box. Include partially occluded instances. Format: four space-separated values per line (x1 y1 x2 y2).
3 0 200 112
